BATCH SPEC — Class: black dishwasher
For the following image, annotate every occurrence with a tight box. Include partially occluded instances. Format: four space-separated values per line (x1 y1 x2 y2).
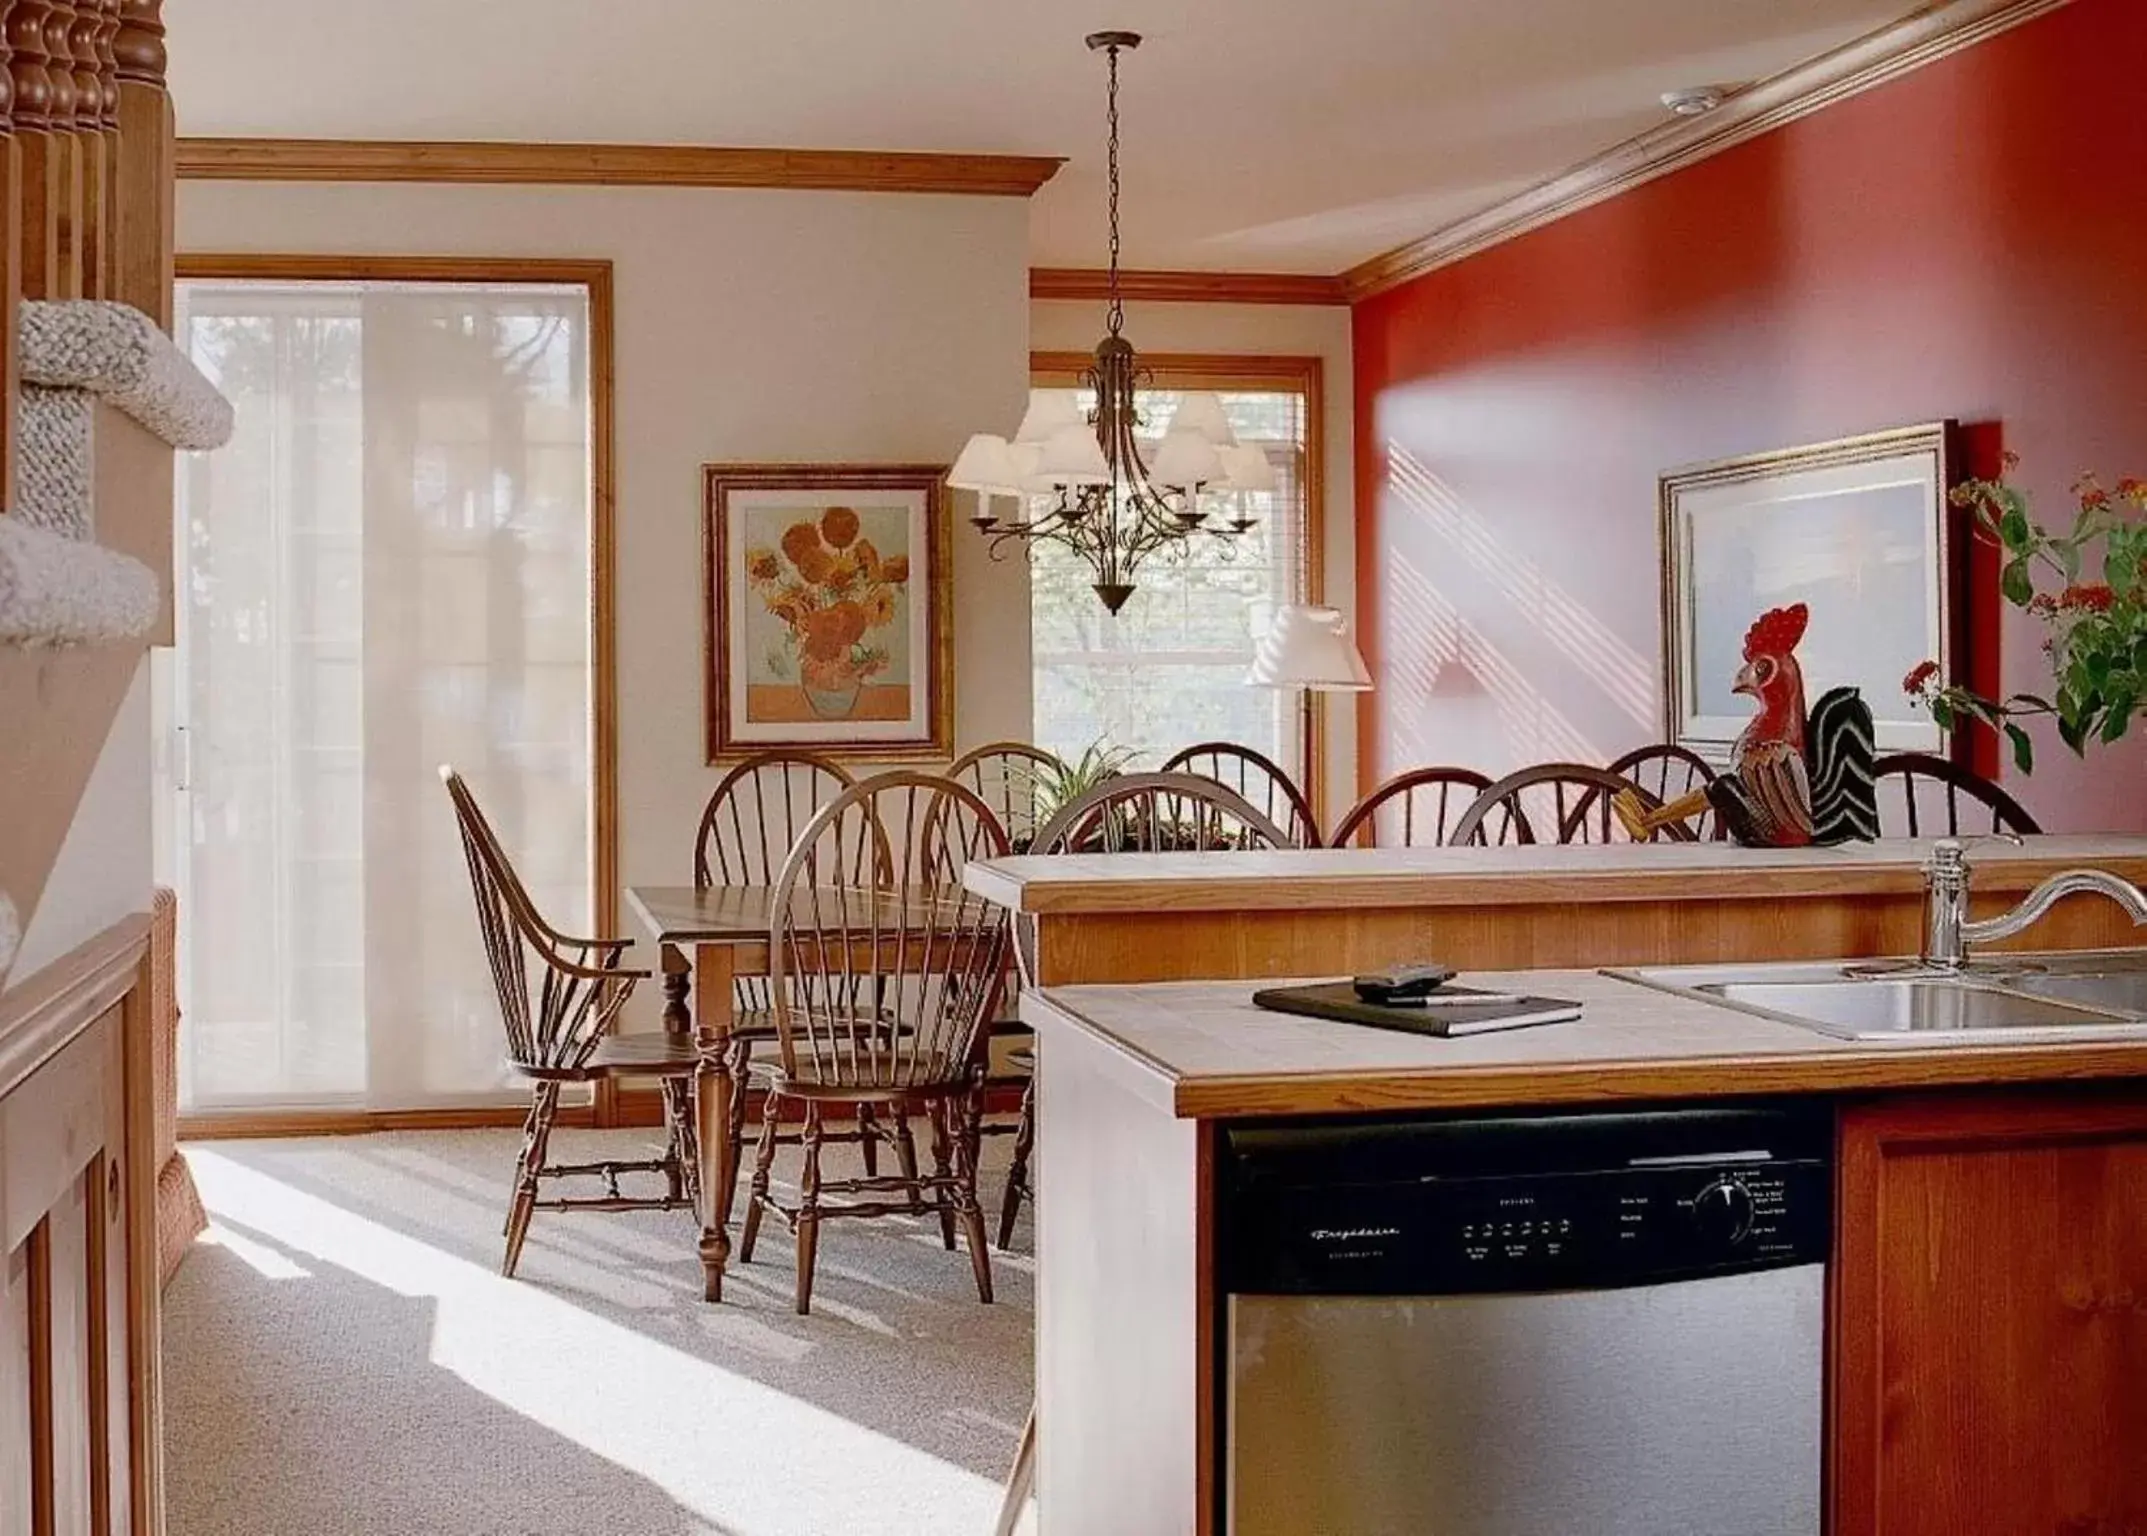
1218 1104 1831 1536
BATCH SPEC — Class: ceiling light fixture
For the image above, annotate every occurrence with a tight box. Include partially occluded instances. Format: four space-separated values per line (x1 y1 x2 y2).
948 30 1268 615
1660 86 1726 118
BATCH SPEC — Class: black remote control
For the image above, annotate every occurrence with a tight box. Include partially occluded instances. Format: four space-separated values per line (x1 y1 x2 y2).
1352 963 1456 1004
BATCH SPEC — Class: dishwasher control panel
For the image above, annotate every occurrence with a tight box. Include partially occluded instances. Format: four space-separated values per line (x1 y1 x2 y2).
1220 1106 1831 1295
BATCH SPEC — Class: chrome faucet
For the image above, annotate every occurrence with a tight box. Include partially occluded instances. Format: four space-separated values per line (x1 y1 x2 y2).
1921 837 2147 970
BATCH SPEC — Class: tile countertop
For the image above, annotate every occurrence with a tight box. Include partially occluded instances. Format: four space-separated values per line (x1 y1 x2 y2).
1023 966 2147 1119
966 835 2147 914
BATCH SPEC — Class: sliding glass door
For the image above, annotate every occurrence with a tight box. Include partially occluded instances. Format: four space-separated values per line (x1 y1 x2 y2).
165 270 604 1114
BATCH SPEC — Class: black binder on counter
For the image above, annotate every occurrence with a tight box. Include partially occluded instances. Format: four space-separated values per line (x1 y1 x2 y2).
1250 981 1583 1039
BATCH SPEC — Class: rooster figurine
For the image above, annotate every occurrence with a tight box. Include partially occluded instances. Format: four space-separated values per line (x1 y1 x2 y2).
1616 601 1879 847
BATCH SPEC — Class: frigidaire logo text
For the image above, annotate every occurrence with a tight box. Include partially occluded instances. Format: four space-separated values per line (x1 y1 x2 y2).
1309 1226 1401 1242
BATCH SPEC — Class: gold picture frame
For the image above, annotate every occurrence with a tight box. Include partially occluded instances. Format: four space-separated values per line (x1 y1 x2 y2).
702 463 954 762
1659 422 1960 762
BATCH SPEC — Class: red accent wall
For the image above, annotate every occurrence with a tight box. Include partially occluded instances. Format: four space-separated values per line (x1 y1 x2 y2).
1353 0 2147 831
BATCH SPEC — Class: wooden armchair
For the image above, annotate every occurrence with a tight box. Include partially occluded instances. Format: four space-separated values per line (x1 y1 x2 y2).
442 767 700 1278
1161 741 1322 847
1450 763 1686 846
1872 752 2041 837
739 773 1012 1314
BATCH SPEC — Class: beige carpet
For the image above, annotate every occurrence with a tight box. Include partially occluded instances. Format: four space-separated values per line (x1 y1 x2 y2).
164 1126 1033 1536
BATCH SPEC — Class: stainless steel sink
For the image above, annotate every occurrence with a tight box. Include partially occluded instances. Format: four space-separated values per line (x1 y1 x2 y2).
1613 949 2147 1046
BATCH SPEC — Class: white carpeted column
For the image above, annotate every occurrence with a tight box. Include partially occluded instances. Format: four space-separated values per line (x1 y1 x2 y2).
0 299 234 647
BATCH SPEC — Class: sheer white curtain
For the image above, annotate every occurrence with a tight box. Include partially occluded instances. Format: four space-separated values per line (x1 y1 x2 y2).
167 277 595 1112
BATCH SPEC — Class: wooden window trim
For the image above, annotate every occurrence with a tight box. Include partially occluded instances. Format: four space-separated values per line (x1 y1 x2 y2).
1025 351 1331 809
171 254 625 1124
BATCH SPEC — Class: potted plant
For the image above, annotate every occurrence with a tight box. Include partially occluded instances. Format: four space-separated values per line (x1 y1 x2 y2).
1907 459 2146 770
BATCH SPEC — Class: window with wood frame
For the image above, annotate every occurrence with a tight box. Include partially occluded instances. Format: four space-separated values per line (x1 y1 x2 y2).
1026 354 1322 772
165 260 614 1117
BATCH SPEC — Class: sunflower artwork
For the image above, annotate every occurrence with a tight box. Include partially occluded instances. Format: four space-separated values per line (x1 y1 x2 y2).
705 462 949 761
744 504 913 721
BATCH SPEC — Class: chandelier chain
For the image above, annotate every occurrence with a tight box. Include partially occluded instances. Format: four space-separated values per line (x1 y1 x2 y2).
1105 40 1123 339
964 29 1255 613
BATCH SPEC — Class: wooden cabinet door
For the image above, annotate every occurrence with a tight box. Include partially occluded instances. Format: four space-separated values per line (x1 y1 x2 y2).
0 1008 132 1536
1833 1089 2147 1536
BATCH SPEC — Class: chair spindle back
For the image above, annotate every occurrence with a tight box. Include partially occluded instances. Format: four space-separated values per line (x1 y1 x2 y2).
441 766 637 1074
769 773 1013 1092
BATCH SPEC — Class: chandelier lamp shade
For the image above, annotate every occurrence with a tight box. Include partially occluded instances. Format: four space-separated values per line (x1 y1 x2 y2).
1247 605 1374 691
948 31 1269 615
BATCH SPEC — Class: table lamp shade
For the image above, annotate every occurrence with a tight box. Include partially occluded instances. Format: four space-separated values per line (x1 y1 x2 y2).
1247 604 1373 690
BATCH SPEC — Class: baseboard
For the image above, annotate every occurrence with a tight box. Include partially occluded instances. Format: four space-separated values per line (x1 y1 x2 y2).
177 1102 598 1141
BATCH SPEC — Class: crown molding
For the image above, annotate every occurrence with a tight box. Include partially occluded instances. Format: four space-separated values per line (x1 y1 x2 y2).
1342 0 2074 301
175 137 1065 197
1029 267 1350 306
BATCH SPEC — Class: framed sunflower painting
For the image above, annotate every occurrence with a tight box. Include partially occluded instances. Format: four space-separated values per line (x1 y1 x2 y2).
702 462 952 761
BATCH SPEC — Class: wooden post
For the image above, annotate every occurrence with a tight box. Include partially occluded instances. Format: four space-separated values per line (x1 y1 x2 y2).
39 0 79 297
90 0 114 297
64 0 101 296
110 0 162 327
9 0 58 300
0 7 17 511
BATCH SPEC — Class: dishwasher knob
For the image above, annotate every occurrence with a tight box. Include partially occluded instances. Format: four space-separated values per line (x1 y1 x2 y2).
1690 1178 1755 1247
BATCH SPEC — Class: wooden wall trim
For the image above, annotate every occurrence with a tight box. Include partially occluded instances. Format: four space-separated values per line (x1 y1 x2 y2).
1341 0 2075 300
1030 268 1349 307
177 1102 597 1141
174 253 624 1128
174 136 1065 197
0 913 150 1101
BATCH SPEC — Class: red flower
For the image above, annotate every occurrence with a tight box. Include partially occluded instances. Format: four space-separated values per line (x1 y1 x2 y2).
2057 583 2116 613
820 506 861 549
1902 659 1941 695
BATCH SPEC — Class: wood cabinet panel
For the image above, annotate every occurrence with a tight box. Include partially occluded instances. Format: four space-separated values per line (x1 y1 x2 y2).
1833 1090 2147 1536
0 1007 131 1536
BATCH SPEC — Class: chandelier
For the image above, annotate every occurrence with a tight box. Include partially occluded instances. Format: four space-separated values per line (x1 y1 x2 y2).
948 31 1272 615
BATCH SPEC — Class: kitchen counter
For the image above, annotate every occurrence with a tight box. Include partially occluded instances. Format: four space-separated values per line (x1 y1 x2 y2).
969 833 2147 913
997 843 2147 1535
1029 966 2147 1118
1025 961 2147 1536
969 835 2147 986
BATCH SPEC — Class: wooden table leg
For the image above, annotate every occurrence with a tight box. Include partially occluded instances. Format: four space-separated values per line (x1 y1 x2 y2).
693 942 737 1302
660 942 691 1031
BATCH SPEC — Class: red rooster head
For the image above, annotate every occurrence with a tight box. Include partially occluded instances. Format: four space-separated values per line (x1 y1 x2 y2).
1734 602 1810 738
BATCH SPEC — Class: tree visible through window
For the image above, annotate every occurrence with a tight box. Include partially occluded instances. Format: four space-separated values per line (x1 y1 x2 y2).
1029 374 1313 771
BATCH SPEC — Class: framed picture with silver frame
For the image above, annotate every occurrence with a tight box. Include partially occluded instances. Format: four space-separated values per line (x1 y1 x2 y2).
1660 422 1959 763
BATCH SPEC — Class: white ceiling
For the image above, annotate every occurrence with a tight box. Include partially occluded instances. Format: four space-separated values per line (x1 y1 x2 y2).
169 0 1923 274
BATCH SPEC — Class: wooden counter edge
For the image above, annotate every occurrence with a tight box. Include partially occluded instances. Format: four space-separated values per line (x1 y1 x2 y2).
1021 988 1184 1116
1162 1041 2147 1118
1026 984 2147 1120
967 852 2147 916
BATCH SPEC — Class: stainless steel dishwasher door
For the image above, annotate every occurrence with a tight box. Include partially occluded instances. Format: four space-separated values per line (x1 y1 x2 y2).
1226 1263 1825 1536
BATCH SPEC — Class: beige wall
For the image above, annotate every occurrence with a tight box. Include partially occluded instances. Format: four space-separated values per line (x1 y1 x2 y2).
1029 298 1358 823
178 181 1033 1015
10 660 153 982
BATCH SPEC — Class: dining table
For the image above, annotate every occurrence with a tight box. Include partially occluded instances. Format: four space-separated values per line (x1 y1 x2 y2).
625 880 1008 1302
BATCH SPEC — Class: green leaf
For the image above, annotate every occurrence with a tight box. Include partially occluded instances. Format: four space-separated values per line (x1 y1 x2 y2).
2003 722 2034 774
2058 710 2088 755
1999 507 2031 552
1929 696 1956 731
2000 557 2034 607
2103 693 2138 744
